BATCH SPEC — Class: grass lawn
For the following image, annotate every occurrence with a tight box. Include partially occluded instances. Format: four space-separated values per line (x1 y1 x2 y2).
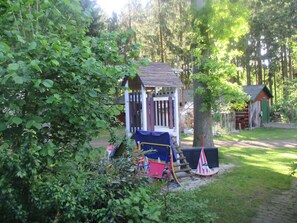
94 127 126 140
215 128 297 141
182 127 297 141
170 147 297 223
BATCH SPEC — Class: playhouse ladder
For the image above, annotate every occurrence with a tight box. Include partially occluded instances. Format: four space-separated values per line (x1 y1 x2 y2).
174 147 195 179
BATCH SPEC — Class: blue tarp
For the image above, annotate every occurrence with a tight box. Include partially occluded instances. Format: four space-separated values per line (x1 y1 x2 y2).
134 130 177 162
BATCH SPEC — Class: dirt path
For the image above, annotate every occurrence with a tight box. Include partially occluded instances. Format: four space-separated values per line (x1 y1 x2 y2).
181 138 297 149
252 179 297 223
91 138 297 149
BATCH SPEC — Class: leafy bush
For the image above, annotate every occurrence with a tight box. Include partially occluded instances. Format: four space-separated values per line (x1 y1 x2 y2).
0 0 154 222
0 143 165 222
110 187 163 223
271 102 296 123
271 79 297 123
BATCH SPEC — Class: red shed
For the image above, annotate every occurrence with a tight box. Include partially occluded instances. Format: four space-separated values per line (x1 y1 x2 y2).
236 85 273 129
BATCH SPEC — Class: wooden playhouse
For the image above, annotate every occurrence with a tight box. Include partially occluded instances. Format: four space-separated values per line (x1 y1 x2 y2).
122 62 183 145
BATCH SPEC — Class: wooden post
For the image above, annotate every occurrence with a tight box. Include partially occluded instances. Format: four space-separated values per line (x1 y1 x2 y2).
147 97 155 131
169 96 173 129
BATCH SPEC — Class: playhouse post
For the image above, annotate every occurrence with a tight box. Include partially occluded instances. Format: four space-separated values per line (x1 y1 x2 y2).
125 82 130 133
174 88 180 145
141 85 147 130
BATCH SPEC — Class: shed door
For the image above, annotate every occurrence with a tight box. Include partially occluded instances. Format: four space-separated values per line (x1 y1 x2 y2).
261 100 269 123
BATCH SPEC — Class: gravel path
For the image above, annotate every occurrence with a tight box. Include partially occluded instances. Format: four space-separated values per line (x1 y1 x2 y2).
171 164 235 191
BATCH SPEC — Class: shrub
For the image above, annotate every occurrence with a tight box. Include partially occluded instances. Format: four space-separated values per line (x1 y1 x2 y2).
0 0 144 222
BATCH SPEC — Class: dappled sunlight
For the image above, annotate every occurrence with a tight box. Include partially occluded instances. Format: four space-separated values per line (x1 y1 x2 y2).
220 147 297 176
279 153 297 159
215 128 297 141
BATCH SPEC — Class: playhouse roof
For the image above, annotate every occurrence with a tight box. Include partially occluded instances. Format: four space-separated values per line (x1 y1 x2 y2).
242 84 273 102
125 62 182 88
139 62 183 87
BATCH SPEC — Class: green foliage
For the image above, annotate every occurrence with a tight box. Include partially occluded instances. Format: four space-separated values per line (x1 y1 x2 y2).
192 0 250 111
0 140 164 222
120 0 193 87
0 0 147 222
114 187 163 223
271 102 296 123
271 79 297 123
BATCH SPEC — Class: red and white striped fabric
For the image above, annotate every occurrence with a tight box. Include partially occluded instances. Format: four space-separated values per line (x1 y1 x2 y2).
195 147 214 176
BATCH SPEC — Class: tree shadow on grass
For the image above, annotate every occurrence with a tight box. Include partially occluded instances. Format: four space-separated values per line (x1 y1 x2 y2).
174 147 297 223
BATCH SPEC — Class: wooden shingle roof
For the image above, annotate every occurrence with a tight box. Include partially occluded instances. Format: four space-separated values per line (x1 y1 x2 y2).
138 62 183 88
242 84 273 102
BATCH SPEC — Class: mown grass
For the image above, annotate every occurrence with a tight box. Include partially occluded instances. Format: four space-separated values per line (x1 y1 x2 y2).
94 126 126 140
215 128 297 141
170 147 297 223
182 127 297 141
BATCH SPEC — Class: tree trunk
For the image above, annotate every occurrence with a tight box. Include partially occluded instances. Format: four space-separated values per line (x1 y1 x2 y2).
246 42 251 85
288 46 293 80
256 36 262 84
236 58 240 85
274 71 277 104
266 41 274 104
191 0 213 147
281 44 288 99
158 0 164 62
192 66 214 147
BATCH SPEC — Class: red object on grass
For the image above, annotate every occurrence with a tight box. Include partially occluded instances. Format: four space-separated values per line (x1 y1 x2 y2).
195 134 218 176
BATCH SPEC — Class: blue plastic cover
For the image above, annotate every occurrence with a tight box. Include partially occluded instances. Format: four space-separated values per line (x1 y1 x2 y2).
134 130 177 162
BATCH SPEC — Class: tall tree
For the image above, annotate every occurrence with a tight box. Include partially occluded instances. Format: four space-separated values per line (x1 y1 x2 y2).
191 0 249 147
242 0 297 102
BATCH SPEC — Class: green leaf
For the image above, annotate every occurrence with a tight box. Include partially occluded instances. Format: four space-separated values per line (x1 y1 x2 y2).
13 75 24 84
0 42 10 52
30 60 41 71
0 143 10 150
75 154 84 162
34 79 42 88
25 120 34 128
0 123 7 131
42 79 54 88
25 117 43 129
48 148 55 157
12 117 22 125
17 35 26 44
16 170 27 178
28 41 37 50
95 119 106 128
32 122 42 129
51 59 60 66
88 90 97 98
8 63 19 71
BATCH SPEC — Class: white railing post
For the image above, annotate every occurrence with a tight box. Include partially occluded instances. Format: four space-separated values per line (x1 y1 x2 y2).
141 85 147 130
125 82 130 133
174 88 180 145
